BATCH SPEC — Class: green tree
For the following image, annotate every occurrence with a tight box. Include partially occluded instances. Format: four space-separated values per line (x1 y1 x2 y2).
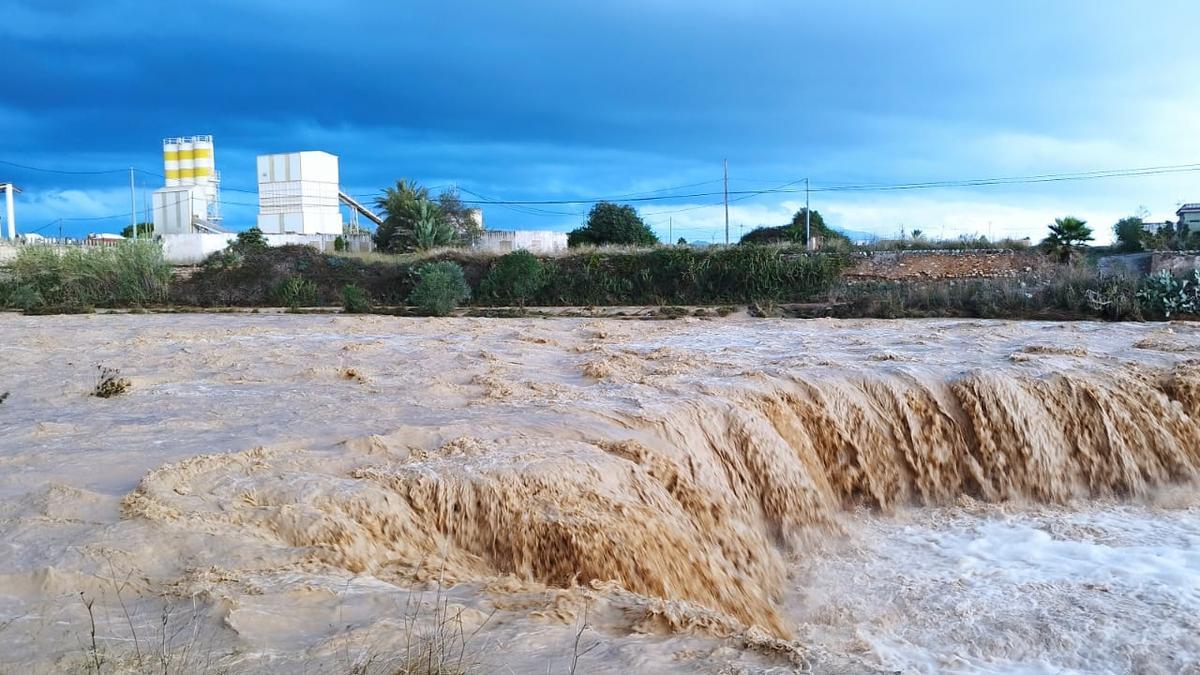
676 237 688 246
121 222 154 239
479 250 545 306
568 202 658 247
1040 216 1093 263
411 200 456 250
333 235 347 252
231 227 269 254
437 188 483 245
740 209 846 248
373 179 431 252
1112 216 1147 253
408 261 470 316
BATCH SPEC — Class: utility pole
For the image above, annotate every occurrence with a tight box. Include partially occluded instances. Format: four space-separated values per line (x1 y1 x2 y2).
128 167 137 240
723 159 729 246
805 178 811 251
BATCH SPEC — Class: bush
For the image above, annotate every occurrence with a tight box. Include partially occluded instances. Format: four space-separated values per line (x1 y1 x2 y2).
478 250 545 306
231 227 269 254
334 235 347 252
9 241 171 307
0 282 44 311
341 284 372 313
275 275 318 309
409 261 470 316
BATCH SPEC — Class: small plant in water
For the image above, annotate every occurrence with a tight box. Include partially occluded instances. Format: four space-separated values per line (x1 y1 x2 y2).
93 366 132 398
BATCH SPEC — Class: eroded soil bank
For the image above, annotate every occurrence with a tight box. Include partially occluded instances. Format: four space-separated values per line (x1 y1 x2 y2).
0 315 1197 673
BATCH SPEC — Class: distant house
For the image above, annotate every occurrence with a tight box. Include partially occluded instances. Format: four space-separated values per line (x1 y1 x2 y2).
1178 204 1200 230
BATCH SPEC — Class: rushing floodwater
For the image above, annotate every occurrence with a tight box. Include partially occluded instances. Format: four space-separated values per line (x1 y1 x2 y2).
0 314 1197 674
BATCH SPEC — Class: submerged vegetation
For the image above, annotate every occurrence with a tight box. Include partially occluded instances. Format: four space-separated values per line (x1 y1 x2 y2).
92 366 132 398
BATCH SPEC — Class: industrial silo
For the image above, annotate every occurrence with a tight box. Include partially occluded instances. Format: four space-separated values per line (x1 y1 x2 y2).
178 138 195 185
163 139 181 187
153 134 222 233
192 135 215 200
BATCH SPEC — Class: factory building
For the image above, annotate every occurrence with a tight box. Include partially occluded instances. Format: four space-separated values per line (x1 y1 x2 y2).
256 151 342 235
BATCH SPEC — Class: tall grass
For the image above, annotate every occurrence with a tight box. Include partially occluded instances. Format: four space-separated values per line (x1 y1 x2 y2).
8 242 171 308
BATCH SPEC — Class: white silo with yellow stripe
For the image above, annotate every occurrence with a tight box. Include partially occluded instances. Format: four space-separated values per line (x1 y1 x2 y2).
178 137 196 185
154 134 222 234
163 139 181 187
192 135 215 199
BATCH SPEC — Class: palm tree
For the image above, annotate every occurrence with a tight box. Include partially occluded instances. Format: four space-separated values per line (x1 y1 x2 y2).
373 179 431 252
1040 216 1093 263
411 199 456 251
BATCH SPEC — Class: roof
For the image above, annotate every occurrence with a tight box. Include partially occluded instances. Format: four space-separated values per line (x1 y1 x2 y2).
1177 203 1200 214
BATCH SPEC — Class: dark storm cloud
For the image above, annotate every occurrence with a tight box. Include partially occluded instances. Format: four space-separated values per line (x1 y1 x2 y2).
3 0 1199 237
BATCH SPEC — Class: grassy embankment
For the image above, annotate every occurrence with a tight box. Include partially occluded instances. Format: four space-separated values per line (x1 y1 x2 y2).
0 241 1191 321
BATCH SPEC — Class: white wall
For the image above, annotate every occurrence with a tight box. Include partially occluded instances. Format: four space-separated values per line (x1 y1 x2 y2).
153 187 208 235
473 230 568 254
160 233 234 264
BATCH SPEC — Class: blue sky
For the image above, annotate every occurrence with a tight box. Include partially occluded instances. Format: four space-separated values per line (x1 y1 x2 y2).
3 0 1199 242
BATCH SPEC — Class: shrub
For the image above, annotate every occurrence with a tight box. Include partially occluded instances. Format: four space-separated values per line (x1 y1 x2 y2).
409 261 470 316
9 241 170 307
275 276 318 309
1 283 43 311
478 250 545 306
341 284 372 313
334 235 347 252
231 227 269 254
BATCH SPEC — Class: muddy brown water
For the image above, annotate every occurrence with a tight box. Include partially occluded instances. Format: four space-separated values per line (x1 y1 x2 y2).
0 314 1197 673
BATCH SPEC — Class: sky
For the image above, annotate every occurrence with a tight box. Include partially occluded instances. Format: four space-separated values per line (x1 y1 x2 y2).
2 0 1200 243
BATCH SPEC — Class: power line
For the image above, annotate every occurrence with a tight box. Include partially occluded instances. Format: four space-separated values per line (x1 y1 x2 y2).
0 158 131 176
449 163 1200 205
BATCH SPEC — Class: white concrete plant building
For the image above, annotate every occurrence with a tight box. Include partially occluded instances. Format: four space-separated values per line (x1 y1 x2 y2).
256 151 342 235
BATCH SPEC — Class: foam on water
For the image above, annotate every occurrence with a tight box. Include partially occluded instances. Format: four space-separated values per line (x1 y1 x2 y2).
790 504 1200 673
